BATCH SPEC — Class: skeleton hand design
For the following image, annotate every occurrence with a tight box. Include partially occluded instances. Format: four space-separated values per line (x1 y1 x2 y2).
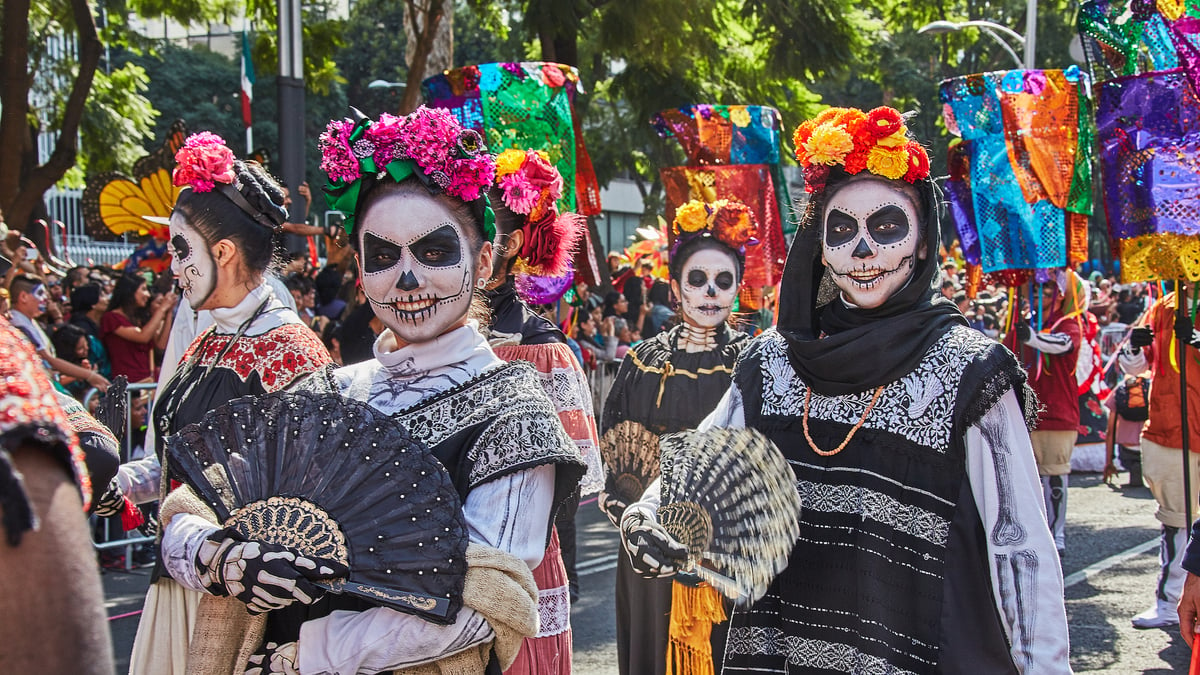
599 490 626 528
195 528 348 614
1015 321 1032 344
620 507 688 578
138 510 159 538
91 480 126 518
1175 313 1200 348
245 641 299 675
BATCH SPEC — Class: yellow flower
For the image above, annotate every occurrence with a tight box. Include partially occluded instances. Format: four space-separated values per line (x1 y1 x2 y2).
729 106 751 128
674 200 711 234
875 129 909 149
495 148 527 177
803 124 854 166
867 146 910 180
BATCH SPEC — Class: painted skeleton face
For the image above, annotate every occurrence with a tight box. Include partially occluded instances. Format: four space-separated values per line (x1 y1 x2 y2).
676 247 738 329
821 179 921 310
32 284 48 314
358 191 475 344
168 212 217 310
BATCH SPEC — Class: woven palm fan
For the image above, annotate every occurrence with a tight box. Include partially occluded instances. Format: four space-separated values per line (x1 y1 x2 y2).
166 391 469 624
600 420 661 505
658 427 801 607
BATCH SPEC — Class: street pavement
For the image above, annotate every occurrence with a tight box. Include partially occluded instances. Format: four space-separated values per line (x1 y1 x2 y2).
101 472 1189 673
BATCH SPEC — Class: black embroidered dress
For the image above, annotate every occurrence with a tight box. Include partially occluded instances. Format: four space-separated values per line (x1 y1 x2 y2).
602 322 748 675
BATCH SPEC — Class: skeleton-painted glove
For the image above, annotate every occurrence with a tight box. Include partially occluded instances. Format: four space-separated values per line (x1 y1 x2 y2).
1015 321 1032 343
1130 326 1154 350
599 489 626 528
245 640 299 675
620 503 688 579
1176 313 1200 348
138 509 159 538
195 528 348 614
91 480 126 518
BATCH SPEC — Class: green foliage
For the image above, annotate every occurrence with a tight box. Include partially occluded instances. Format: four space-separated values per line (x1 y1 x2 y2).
79 63 159 179
335 0 408 117
122 43 347 189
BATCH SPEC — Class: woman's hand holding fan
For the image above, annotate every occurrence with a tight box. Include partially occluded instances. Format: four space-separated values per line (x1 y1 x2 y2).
619 501 689 578
656 427 802 607
196 526 349 615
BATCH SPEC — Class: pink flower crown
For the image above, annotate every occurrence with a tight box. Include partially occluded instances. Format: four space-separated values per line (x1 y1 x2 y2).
494 148 584 277
320 107 495 203
792 106 931 193
173 132 236 193
672 198 759 253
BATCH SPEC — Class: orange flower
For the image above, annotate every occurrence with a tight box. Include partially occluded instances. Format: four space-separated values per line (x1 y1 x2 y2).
803 124 854 166
712 202 757 248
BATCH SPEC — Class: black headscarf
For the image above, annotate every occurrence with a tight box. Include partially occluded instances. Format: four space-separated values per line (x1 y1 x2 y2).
777 170 967 396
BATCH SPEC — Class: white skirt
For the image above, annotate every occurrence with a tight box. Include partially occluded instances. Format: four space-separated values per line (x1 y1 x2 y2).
128 578 204 675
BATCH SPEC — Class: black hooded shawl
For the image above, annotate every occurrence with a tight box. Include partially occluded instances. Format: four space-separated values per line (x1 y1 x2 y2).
777 172 968 396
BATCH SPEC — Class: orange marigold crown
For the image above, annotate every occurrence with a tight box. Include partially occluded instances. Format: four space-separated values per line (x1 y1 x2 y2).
792 106 930 193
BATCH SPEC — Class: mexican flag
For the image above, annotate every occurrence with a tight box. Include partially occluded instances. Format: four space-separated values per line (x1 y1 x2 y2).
240 31 254 128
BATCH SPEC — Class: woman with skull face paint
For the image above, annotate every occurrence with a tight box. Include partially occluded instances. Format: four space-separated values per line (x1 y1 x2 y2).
112 133 333 675
482 149 603 675
603 199 755 675
252 108 587 675
623 108 1071 673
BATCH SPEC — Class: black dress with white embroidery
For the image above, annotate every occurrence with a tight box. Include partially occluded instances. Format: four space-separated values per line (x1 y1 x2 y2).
724 326 1033 674
601 322 748 675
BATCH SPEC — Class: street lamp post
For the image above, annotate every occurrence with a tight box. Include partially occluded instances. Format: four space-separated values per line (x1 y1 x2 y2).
918 4 1037 70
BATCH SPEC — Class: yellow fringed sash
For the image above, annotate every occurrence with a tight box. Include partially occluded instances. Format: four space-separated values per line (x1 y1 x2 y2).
666 581 727 675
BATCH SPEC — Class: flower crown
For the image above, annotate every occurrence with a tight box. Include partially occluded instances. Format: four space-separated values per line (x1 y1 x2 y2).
320 106 496 239
173 132 236 193
792 106 931 193
672 198 758 253
494 148 584 277
172 132 285 231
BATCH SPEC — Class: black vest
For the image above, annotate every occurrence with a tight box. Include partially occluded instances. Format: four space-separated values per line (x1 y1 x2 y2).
724 326 1033 674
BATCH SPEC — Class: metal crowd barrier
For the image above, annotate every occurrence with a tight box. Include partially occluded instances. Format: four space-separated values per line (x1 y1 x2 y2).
84 381 159 572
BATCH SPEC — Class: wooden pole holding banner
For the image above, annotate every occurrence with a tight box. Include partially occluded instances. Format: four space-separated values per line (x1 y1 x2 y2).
1181 281 1193 532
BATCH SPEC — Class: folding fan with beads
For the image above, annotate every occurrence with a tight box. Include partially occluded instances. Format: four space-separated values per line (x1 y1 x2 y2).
599 420 661 505
166 390 469 624
658 427 801 607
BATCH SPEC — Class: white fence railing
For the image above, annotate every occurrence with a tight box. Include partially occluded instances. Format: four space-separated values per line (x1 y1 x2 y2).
43 187 137 267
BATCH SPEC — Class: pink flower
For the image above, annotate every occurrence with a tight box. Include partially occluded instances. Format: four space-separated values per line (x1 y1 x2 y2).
401 107 461 174
173 132 235 192
499 171 539 213
319 119 360 183
446 156 495 201
541 64 566 88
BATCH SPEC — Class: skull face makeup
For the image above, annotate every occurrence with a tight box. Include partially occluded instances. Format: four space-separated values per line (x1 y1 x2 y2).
673 246 739 329
169 212 217 310
821 178 922 310
32 284 48 314
358 191 478 344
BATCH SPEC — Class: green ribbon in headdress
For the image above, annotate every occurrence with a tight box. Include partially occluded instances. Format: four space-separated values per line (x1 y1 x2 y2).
323 110 496 242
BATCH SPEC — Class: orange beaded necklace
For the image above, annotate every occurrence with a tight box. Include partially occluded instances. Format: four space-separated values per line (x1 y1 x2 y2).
802 385 885 457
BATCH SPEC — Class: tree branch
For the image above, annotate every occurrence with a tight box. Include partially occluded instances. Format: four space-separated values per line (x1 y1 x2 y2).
3 0 101 231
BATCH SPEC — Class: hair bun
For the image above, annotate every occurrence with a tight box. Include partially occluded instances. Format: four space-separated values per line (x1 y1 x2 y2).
234 160 289 228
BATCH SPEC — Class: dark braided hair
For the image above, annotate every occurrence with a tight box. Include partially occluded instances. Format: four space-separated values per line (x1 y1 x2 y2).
172 160 287 275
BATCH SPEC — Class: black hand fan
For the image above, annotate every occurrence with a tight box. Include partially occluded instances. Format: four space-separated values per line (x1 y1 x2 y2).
166 391 469 624
600 420 661 505
658 427 801 607
97 375 128 442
